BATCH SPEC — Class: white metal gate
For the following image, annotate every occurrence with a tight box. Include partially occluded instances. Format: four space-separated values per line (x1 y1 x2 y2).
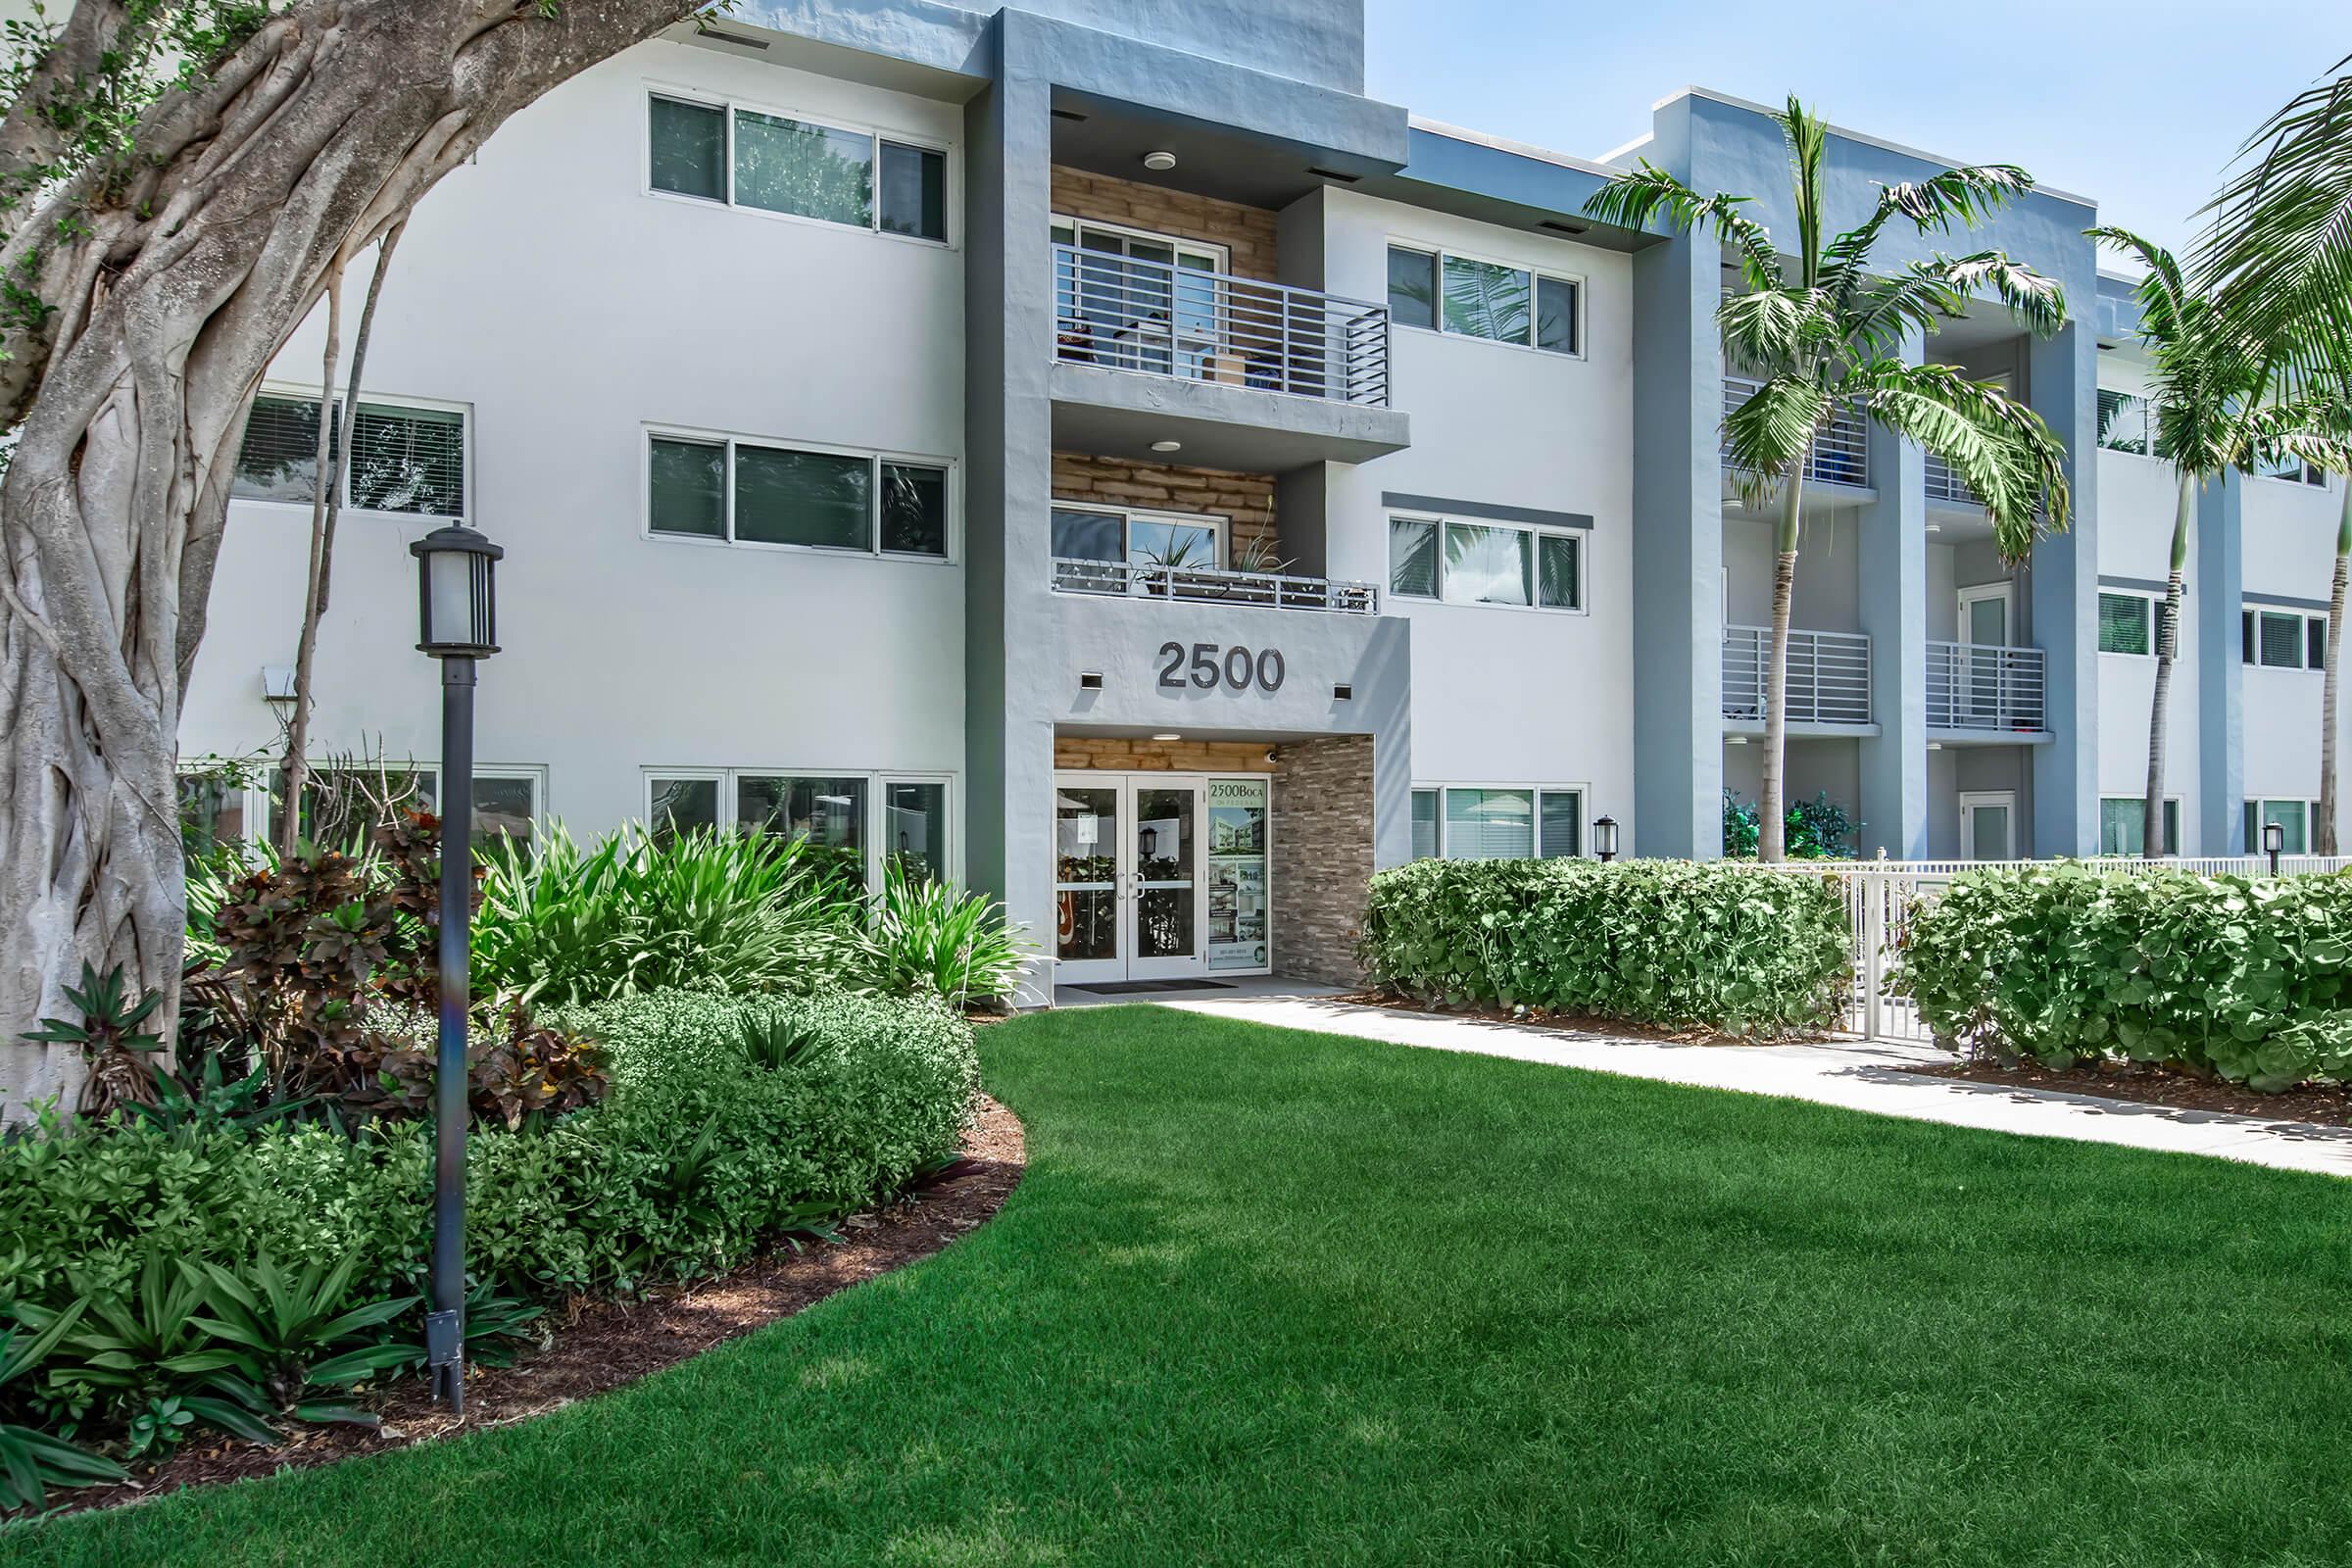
1775 857 2352 1045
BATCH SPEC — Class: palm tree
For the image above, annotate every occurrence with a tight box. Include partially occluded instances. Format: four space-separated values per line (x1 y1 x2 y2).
2086 228 2347 858
1586 97 2073 860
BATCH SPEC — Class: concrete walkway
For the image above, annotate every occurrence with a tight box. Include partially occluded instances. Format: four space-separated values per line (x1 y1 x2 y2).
1154 994 2352 1180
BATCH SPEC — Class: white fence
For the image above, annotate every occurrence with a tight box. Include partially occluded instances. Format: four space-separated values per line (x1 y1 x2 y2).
1769 856 2352 1044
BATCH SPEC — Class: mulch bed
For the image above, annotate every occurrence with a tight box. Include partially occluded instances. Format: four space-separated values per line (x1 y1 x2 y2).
1335 991 1834 1048
1899 1059 2352 1128
51 1093 1025 1520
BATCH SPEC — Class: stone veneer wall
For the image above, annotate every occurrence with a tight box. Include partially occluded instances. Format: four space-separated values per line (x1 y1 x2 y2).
1054 736 1273 774
1050 165 1279 281
1269 735 1375 986
1050 453 1278 564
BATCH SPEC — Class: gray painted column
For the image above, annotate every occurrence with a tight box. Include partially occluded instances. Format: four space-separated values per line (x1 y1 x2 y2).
2196 471 2244 852
1629 231 1723 858
1855 335 1929 858
2028 321 2099 857
963 16 1059 998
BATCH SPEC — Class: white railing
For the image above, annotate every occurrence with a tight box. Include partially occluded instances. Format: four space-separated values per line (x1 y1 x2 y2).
1051 557 1381 614
1053 244 1392 406
1722 375 1868 489
1767 856 2352 1043
1924 453 1982 507
1926 640 2046 732
1722 625 1873 726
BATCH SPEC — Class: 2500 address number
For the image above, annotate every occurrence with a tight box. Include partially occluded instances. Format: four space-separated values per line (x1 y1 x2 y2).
1156 641 1286 693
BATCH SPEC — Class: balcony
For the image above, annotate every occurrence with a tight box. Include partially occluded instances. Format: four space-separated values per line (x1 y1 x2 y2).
1050 245 1410 470
1722 625 1875 733
1721 376 1868 492
1050 558 1380 615
1925 453 1982 509
1926 640 2047 737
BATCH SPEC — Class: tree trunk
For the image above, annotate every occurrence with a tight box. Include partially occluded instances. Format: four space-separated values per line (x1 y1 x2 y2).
2142 471 2195 860
277 264 344 858
2321 483 2351 858
1759 460 1806 863
0 0 705 1118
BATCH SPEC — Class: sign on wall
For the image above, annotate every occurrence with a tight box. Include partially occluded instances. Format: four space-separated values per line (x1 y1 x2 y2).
1156 640 1286 694
1206 777 1269 972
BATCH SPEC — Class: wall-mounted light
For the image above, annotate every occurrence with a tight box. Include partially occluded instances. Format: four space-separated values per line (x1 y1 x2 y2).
1332 683 1353 702
1592 814 1620 862
1142 150 1177 172
1079 671 1104 691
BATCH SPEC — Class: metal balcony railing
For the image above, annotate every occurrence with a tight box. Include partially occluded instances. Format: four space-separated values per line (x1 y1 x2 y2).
1721 375 1869 489
1051 557 1381 614
1052 244 1392 407
1924 453 1983 507
1721 625 1873 726
1927 640 2046 732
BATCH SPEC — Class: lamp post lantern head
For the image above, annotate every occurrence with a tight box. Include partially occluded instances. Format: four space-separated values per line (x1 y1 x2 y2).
1593 814 1620 863
410 524 503 659
2264 820 2286 857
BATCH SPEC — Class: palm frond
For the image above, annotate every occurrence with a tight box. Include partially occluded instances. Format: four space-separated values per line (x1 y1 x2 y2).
1583 162 1781 293
2086 225 2188 347
1716 286 1835 377
1844 358 2073 560
1721 372 1829 506
1777 96 1831 285
1821 166 2036 312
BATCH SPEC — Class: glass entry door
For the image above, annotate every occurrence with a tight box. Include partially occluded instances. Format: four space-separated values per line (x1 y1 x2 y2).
1053 772 1205 983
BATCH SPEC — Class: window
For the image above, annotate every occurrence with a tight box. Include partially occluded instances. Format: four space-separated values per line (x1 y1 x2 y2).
1415 785 1586 860
1388 513 1585 612
232 393 467 518
1050 504 1223 589
648 430 950 560
643 769 952 890
2252 450 2328 487
2096 388 2152 456
2245 799 2317 855
177 768 253 858
1386 243 1581 356
2243 607 2327 669
266 765 539 851
2097 591 2153 656
648 92 948 243
2098 797 2180 857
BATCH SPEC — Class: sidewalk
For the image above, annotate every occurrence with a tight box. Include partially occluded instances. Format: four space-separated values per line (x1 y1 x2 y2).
1161 994 2352 1180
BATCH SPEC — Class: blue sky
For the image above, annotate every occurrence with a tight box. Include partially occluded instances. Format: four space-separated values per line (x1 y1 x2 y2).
1364 1 2344 263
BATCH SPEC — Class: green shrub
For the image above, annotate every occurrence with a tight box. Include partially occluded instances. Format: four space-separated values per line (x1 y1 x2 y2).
1722 789 1859 859
0 988 977 1477
1359 859 1852 1034
473 825 869 1005
868 859 1030 1007
1896 862 2352 1090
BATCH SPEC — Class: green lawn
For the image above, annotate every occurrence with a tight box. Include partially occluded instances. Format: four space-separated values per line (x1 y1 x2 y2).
16 1006 2352 1566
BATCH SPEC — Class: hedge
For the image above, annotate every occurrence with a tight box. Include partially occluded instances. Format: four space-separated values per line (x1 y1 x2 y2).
0 989 978 1314
1359 858 1852 1034
1897 862 2352 1090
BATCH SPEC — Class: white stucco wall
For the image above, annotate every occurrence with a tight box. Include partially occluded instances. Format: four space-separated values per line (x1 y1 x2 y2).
1310 188 1638 836
2239 470 2343 820
2092 443 2204 848
179 39 968 852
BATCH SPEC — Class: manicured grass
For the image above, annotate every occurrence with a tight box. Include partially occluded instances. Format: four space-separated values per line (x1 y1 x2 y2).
17 1006 2352 1565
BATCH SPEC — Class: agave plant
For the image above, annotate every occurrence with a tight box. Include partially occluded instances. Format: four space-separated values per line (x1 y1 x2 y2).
190 1251 419 1427
19 963 169 1122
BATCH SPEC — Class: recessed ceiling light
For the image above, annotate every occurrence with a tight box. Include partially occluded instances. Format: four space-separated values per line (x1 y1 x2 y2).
1152 732 1182 741
1143 150 1177 172
1150 439 1182 453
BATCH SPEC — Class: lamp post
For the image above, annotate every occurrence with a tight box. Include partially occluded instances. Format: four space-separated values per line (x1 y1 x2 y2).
2265 819 2285 876
1593 815 1620 863
409 523 502 1413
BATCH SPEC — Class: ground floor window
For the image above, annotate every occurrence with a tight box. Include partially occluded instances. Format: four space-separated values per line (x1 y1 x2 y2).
1410 785 1585 859
2245 798 2320 855
248 762 541 853
646 767 951 889
2098 797 2180 857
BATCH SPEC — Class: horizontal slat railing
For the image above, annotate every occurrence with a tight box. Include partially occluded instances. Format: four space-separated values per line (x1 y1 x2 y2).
1053 245 1391 407
1924 453 1982 507
1721 625 1873 725
1051 557 1380 614
1722 375 1868 489
1926 640 2046 732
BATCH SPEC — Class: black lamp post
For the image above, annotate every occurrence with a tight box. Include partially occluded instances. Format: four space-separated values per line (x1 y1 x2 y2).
1593 815 1620 863
409 523 502 1413
2265 819 2285 876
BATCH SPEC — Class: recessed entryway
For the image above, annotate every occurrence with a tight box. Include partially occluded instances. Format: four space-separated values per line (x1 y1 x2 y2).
1053 770 1272 984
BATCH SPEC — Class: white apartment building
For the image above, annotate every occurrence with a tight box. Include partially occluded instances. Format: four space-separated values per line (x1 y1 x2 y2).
175 0 2349 997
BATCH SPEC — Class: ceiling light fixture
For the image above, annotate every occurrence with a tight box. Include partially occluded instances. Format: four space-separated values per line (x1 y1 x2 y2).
1150 439 1182 454
1152 732 1182 742
1142 150 1177 172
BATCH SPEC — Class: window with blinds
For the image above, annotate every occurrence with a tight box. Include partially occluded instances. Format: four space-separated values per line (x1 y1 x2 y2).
231 393 466 517
2095 388 2151 455
1421 786 1585 860
2096 592 2151 656
2259 610 2308 668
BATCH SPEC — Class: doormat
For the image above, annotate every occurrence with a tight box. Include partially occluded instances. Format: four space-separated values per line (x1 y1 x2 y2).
1065 979 1240 996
